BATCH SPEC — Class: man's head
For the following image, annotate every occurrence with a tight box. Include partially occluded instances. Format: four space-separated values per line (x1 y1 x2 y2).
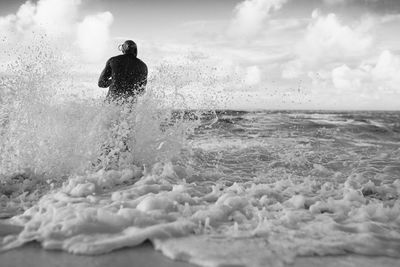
119 40 137 56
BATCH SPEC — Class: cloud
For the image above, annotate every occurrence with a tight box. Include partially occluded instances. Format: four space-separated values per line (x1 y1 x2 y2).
267 18 307 32
3 1 36 33
323 0 346 5
281 60 303 79
0 0 113 63
0 2 35 36
244 65 262 85
34 0 81 34
371 50 400 91
380 13 400 24
0 0 81 37
305 10 372 63
311 50 400 96
275 8 400 109
322 0 379 5
76 12 114 62
228 0 288 38
282 10 373 78
331 64 367 91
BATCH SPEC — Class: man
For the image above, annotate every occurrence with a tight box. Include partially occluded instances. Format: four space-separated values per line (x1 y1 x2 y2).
98 40 148 102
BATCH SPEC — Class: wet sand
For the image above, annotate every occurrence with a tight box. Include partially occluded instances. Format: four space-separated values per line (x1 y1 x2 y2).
0 242 191 267
0 241 399 267
1 222 399 267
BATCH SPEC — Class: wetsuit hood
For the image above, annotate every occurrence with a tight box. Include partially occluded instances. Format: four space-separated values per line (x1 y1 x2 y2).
120 40 137 56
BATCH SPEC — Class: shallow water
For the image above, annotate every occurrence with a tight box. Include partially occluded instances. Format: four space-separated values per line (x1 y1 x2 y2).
1 107 400 267
1 40 400 267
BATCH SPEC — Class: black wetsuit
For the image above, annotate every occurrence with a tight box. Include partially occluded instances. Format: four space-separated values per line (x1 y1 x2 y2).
98 54 148 101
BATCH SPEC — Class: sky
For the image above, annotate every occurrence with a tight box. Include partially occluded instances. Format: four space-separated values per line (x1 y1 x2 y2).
1 0 400 110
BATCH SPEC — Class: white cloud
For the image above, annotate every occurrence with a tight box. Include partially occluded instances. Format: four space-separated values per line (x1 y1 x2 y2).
228 0 288 38
13 1 36 32
380 14 400 24
34 0 81 35
267 18 307 32
371 50 400 91
0 0 81 37
282 10 373 78
0 0 114 63
311 50 400 95
331 64 366 91
323 0 379 5
281 60 303 79
306 10 372 63
76 12 114 63
323 0 346 5
244 65 262 85
275 8 400 109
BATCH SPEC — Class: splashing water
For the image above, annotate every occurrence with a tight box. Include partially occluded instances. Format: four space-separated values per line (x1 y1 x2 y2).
1 40 400 267
0 39 203 199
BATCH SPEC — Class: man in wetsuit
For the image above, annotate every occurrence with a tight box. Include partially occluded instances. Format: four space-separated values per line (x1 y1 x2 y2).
98 40 148 102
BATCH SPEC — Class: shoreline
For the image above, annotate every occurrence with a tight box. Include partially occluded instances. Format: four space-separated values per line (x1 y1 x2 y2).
0 242 399 267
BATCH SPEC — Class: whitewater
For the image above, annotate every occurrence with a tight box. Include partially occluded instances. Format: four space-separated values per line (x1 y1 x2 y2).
1 43 400 267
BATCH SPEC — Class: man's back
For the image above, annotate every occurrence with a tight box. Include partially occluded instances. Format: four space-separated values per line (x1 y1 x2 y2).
98 48 148 101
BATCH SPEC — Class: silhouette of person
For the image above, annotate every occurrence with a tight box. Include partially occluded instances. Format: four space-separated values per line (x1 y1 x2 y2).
98 40 148 102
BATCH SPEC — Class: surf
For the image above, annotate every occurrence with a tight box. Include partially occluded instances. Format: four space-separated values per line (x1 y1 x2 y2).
1 38 400 267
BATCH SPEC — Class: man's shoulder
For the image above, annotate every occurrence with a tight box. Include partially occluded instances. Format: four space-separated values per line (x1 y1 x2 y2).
108 55 147 69
108 55 125 62
135 57 147 68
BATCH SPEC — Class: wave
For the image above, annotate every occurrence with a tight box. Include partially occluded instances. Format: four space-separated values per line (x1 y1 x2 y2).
1 40 400 267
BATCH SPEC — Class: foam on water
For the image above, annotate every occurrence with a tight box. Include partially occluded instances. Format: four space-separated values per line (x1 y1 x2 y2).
1 41 400 267
0 40 200 212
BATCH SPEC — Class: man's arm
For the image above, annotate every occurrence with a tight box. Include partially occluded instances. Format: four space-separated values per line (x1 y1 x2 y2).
140 63 148 88
98 59 112 88
135 63 148 96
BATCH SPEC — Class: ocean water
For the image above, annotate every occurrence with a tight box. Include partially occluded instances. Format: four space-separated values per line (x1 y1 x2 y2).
2 107 400 266
1 45 400 267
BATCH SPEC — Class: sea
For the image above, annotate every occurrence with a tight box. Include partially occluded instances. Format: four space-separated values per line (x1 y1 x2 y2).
1 46 400 267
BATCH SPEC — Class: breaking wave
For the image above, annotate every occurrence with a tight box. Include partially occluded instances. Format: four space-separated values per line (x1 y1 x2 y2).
1 39 400 267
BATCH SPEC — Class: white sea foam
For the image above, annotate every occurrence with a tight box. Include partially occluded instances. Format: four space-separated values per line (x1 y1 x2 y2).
2 158 400 266
1 39 400 267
